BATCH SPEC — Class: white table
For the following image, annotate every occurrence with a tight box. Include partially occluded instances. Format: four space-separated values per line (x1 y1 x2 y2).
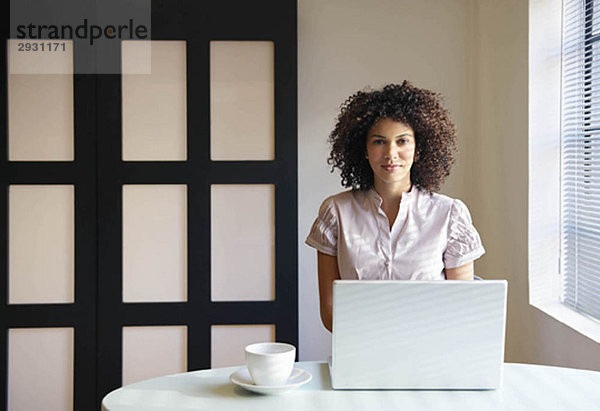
102 361 600 410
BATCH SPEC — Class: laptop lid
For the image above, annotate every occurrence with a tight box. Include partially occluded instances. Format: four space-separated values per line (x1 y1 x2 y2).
331 280 507 390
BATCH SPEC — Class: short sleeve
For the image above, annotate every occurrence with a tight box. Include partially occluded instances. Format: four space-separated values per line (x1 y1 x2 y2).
443 199 485 268
305 197 338 256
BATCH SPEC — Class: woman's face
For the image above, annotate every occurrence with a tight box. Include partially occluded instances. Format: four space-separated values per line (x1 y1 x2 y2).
366 118 416 191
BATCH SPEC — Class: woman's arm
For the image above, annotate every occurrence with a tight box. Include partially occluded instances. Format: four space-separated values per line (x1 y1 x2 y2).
445 261 474 280
317 251 341 332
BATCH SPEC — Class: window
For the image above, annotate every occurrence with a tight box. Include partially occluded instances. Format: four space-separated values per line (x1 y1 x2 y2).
561 0 600 322
529 0 600 343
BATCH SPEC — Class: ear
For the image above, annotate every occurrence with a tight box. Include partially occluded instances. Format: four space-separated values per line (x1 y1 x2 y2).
414 149 420 162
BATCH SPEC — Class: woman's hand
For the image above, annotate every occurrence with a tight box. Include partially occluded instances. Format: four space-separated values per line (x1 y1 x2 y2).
317 251 341 332
445 262 474 280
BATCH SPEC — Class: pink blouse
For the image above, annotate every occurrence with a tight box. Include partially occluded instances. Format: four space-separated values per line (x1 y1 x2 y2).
305 187 485 280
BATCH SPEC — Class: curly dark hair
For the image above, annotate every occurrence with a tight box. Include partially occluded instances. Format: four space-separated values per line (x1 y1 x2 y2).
327 81 457 192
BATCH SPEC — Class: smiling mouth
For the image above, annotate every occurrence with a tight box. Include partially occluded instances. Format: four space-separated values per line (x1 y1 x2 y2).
381 165 402 171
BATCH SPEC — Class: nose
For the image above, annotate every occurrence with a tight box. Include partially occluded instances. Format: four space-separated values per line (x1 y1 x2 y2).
384 143 398 160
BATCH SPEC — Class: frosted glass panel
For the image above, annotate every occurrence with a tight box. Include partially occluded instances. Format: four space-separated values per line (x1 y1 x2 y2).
210 41 274 160
8 40 74 161
123 185 187 302
122 326 187 386
211 185 274 301
122 40 187 161
211 325 275 368
8 328 74 411
9 185 74 304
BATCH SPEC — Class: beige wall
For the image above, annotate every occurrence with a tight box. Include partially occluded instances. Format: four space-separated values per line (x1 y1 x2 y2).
299 0 475 361
469 0 600 370
298 0 600 369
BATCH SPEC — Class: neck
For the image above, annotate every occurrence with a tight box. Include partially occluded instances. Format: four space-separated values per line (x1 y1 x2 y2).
373 179 412 203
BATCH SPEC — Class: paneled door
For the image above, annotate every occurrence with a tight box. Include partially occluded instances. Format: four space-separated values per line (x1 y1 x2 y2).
1 0 297 409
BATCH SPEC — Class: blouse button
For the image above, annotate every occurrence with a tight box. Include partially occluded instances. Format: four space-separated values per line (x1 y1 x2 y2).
384 261 389 267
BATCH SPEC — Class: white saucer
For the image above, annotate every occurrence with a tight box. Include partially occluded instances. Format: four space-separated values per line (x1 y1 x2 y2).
230 367 312 395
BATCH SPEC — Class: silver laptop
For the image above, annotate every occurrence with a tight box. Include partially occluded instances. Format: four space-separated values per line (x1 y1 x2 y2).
330 280 507 390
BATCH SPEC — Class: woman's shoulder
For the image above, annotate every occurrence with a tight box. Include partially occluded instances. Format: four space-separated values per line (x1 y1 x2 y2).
317 189 373 219
321 189 370 206
415 188 452 205
415 188 465 214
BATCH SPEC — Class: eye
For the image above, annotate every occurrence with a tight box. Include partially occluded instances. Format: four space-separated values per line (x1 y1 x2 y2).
397 138 409 145
372 139 385 145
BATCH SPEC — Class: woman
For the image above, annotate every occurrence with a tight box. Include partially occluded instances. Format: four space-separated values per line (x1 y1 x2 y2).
305 82 485 332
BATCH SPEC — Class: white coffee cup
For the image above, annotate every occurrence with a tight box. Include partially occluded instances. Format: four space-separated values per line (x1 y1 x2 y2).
245 342 296 386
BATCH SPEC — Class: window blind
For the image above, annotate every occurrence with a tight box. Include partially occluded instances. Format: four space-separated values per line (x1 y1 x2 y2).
562 0 600 321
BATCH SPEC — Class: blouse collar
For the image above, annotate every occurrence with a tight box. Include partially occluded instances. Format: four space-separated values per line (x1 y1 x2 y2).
368 185 417 208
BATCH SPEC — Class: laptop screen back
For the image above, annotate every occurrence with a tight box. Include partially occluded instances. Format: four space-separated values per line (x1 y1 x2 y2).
331 280 507 389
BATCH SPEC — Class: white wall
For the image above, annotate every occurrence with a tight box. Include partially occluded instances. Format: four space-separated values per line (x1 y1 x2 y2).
298 0 600 370
298 0 475 361
471 0 600 370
